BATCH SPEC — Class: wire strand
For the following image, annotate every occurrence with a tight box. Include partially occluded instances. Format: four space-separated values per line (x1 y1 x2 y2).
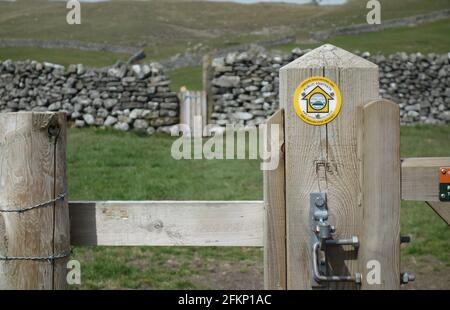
0 191 67 213
0 249 72 262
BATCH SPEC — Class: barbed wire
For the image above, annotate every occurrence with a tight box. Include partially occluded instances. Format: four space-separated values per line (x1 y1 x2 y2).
0 191 67 213
0 249 72 263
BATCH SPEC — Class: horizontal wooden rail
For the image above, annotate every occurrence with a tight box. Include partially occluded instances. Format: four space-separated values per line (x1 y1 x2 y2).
69 201 264 247
68 158 449 247
402 157 450 224
401 157 450 202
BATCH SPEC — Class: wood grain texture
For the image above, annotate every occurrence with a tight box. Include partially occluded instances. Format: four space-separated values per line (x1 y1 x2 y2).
426 202 450 225
52 113 70 289
280 44 379 289
0 112 69 290
263 109 286 290
359 100 400 289
402 157 450 202
203 54 213 124
69 201 263 246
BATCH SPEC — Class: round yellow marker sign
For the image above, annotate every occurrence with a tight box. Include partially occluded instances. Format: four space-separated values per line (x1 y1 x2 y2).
293 76 342 126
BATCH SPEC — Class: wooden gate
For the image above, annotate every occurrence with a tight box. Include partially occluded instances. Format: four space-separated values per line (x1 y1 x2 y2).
0 45 449 290
179 89 207 138
263 44 450 290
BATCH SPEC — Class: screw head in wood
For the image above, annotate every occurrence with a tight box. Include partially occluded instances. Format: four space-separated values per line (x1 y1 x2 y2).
315 196 325 208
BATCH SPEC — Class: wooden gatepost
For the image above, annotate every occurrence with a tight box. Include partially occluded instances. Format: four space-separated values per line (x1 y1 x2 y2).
265 44 402 290
0 112 69 289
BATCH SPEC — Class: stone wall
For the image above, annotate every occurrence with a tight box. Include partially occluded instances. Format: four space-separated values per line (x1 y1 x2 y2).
1 46 449 132
0 39 139 55
0 60 179 134
210 46 450 125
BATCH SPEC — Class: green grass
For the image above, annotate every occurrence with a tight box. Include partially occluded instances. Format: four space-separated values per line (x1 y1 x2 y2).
74 246 262 289
68 125 450 289
328 19 450 54
0 46 128 68
273 19 450 55
68 129 261 201
5 17 445 73
167 65 203 91
1 0 449 60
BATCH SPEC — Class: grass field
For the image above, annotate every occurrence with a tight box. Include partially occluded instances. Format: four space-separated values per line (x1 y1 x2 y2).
168 65 204 92
0 0 449 61
273 19 450 55
1 17 448 70
0 0 448 72
68 125 450 289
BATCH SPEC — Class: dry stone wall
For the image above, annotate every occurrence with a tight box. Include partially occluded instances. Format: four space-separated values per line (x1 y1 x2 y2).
1 46 449 132
0 60 179 135
210 46 450 126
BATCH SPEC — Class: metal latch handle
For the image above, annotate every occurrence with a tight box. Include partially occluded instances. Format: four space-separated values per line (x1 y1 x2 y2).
312 241 362 283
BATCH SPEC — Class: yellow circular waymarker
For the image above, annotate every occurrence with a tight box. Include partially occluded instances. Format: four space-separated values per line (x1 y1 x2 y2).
293 76 342 126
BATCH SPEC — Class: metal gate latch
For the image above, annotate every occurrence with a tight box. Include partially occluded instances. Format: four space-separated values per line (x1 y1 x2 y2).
310 193 361 286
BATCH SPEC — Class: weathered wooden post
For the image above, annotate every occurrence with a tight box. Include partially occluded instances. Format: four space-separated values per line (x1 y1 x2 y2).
265 44 401 289
0 112 70 289
264 110 286 289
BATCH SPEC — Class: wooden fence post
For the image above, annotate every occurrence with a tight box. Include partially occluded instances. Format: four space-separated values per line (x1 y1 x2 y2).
271 44 400 289
0 112 69 290
264 109 286 290
359 99 400 289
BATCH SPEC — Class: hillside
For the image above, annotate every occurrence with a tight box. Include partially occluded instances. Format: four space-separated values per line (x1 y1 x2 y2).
0 0 449 60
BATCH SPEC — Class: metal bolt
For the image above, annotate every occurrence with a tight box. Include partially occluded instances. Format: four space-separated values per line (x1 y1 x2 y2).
315 196 325 208
400 235 411 244
314 209 328 221
441 168 447 175
352 236 359 249
319 221 332 240
401 272 415 284
441 193 446 199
